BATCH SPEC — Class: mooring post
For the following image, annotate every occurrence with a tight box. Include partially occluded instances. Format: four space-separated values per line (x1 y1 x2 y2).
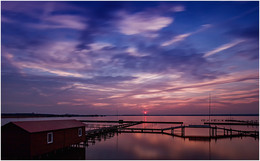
181 126 185 136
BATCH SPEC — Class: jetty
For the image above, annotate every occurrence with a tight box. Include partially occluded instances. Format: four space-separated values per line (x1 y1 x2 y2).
80 120 259 145
80 120 183 124
202 119 259 126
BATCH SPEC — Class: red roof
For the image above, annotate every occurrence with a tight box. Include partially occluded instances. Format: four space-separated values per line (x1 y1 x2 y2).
11 119 85 133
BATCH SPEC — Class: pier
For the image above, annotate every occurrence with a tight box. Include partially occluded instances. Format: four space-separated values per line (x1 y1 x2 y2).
80 120 259 145
204 122 259 126
202 119 259 126
85 122 142 138
117 124 258 140
80 120 183 124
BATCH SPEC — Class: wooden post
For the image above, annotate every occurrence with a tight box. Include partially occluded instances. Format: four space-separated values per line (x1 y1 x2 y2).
181 127 185 136
211 128 214 136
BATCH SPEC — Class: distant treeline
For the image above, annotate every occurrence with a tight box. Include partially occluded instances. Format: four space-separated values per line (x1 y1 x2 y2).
1 113 106 118
1 113 258 118
108 114 259 116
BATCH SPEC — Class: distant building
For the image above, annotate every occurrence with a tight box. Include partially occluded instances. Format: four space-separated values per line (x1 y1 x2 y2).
2 119 86 159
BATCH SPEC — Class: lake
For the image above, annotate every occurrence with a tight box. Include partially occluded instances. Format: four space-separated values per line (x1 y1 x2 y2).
1 115 259 160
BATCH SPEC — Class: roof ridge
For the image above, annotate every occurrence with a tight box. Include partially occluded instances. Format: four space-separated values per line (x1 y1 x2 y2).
11 119 85 133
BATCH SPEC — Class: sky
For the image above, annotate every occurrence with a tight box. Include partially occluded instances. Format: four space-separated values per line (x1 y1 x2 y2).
1 1 259 115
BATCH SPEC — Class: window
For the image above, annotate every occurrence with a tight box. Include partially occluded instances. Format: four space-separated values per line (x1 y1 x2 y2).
47 132 53 144
78 128 82 137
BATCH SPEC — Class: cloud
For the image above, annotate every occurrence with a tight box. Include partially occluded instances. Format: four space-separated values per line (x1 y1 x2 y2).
30 15 87 30
161 24 211 46
161 33 192 46
203 39 245 57
159 70 258 93
2 2 258 115
88 42 114 51
117 11 173 35
112 45 219 81
128 70 258 109
2 41 90 78
1 16 16 23
126 47 149 57
171 5 185 12
92 103 110 106
2 2 87 30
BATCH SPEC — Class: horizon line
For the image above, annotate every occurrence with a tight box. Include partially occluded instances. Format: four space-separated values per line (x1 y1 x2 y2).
1 113 259 117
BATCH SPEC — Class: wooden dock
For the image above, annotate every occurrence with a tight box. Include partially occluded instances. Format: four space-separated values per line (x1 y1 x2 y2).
85 122 141 138
118 125 259 140
204 122 259 126
81 120 259 146
80 120 183 124
202 119 259 126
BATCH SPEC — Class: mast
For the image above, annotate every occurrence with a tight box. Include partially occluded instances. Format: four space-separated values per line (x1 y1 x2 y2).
208 93 211 160
209 93 211 123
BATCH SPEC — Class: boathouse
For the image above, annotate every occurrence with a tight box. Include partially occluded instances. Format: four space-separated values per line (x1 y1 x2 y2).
2 119 86 159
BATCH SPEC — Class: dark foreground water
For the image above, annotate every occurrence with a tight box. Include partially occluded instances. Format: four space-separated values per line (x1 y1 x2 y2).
2 116 259 160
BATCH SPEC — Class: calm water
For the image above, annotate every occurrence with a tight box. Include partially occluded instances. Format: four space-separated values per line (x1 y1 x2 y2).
2 116 259 160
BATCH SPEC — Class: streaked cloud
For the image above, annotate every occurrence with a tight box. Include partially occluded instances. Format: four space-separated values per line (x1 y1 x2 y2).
203 39 245 57
162 33 192 46
92 103 110 106
162 24 211 46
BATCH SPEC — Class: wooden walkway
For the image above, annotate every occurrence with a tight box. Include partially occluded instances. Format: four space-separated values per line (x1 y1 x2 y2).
85 122 141 138
81 120 258 145
204 122 259 126
80 120 183 124
202 119 259 126
117 124 259 140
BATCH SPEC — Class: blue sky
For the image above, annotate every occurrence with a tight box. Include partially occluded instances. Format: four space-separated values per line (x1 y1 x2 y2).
1 1 259 115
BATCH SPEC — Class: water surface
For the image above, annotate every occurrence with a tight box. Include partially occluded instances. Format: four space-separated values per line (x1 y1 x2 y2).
2 116 259 160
